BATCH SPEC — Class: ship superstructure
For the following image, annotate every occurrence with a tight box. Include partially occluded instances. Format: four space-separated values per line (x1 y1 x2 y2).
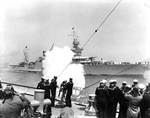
9 28 150 75
70 28 150 76
71 28 97 64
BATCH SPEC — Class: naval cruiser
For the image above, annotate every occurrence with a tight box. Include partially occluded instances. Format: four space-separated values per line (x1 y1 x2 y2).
9 28 150 76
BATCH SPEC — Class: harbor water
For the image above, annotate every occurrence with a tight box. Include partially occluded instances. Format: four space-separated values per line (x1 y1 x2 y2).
0 69 148 98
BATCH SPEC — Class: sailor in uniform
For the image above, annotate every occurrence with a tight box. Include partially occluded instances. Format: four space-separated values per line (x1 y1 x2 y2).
120 81 127 91
95 79 108 118
43 80 52 118
58 80 67 102
118 81 129 118
50 76 58 107
140 83 150 118
132 79 139 88
44 79 51 99
107 79 120 118
125 86 143 118
65 78 73 107
0 85 30 118
37 77 45 89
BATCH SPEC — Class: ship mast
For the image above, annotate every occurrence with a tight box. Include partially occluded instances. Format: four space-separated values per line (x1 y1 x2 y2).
71 27 83 56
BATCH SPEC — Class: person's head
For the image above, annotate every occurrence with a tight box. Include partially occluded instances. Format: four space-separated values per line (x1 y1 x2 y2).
133 79 138 85
102 79 107 85
124 84 131 93
132 86 139 92
41 76 45 82
148 83 150 87
62 81 65 83
7 84 15 92
51 79 54 82
69 78 73 82
63 80 66 83
99 81 105 87
113 80 117 85
131 86 140 96
109 80 116 87
4 85 14 99
122 81 127 87
138 83 146 94
45 79 49 84
100 79 107 87
145 83 150 94
54 76 57 80
109 79 114 86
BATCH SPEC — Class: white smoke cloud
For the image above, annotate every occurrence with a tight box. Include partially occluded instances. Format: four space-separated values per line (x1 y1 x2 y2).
42 46 85 89
59 63 85 89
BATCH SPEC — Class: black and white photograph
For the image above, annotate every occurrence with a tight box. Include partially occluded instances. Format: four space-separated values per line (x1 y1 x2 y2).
0 0 150 118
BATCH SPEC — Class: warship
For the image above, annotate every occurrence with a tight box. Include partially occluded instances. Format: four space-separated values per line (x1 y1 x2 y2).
9 28 150 76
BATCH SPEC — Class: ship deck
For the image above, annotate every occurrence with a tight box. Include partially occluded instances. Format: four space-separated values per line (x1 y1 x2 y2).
26 93 96 118
51 102 96 118
1 82 95 118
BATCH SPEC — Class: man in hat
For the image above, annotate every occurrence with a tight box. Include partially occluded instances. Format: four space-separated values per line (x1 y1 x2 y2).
65 78 73 107
58 80 67 102
44 79 51 99
145 83 150 93
0 85 30 118
107 79 121 118
50 76 58 107
125 86 143 118
138 83 146 95
120 81 127 92
141 83 150 118
118 81 129 118
95 79 108 118
43 80 52 118
132 79 139 88
37 77 45 89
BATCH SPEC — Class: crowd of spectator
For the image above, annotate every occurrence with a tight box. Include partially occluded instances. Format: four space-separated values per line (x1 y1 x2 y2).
94 79 150 118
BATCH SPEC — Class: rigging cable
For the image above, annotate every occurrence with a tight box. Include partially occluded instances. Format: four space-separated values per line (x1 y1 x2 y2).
76 62 149 97
82 0 122 49
83 64 139 90
58 0 123 83
82 58 150 91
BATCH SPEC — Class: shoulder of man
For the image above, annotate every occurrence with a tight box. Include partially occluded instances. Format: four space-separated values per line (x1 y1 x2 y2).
15 94 30 108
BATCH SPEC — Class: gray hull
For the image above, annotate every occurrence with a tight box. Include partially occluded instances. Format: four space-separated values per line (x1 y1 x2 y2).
83 64 150 76
10 62 150 76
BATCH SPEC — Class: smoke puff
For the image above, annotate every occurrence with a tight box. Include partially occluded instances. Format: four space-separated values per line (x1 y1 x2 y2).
59 63 85 89
42 46 85 89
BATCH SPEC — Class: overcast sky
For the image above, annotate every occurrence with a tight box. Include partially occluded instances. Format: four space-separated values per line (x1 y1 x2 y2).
0 0 150 64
